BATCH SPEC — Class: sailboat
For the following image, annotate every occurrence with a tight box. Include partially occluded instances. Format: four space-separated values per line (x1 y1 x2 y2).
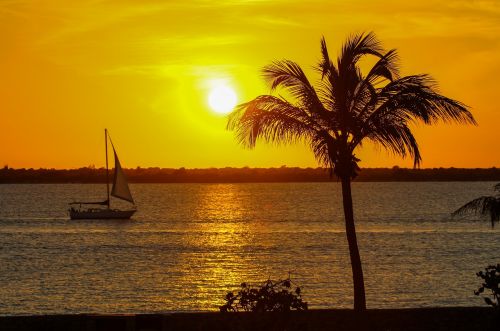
68 129 136 219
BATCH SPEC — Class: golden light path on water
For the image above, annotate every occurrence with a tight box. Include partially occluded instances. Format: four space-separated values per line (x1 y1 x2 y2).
181 185 254 309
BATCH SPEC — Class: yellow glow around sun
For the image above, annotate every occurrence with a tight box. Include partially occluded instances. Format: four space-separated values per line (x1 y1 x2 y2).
208 85 237 114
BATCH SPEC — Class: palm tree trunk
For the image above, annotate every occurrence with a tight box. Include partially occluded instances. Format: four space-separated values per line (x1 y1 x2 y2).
340 176 366 311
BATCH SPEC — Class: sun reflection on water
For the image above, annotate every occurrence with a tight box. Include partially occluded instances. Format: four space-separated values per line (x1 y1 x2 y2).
177 184 262 309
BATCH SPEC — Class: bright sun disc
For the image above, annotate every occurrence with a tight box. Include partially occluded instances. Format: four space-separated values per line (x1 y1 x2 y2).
208 85 237 114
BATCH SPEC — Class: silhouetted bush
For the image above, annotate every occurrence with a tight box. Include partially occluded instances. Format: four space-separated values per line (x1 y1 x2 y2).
220 277 308 312
475 264 500 308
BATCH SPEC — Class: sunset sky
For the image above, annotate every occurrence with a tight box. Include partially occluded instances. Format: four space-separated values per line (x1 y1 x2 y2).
1 0 499 169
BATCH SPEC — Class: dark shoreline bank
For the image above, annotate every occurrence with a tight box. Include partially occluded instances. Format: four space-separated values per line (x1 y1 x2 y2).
1 307 498 331
1 167 500 183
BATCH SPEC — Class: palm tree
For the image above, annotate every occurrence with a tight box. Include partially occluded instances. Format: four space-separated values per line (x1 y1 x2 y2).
227 32 476 311
453 183 500 227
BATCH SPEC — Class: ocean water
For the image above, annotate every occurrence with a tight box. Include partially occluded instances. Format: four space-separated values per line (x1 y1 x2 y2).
0 182 498 315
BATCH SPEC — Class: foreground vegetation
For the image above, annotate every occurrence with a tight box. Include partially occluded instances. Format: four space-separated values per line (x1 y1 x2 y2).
220 278 307 312
475 264 500 308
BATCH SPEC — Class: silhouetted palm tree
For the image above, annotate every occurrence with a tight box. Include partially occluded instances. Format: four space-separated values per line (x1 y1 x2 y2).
453 184 500 227
227 32 476 311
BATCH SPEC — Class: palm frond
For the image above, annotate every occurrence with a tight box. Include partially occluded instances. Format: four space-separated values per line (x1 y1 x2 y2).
349 49 400 119
365 120 422 167
318 36 336 80
370 75 476 125
262 60 329 120
453 196 500 227
316 37 340 114
319 33 388 135
227 95 340 171
363 49 400 85
310 131 337 170
353 74 476 161
227 95 320 149
338 32 384 73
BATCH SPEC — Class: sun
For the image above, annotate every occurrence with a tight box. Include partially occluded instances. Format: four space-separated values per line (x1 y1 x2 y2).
208 85 237 114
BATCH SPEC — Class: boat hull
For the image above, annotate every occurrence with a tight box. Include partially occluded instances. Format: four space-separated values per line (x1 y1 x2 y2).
69 209 136 220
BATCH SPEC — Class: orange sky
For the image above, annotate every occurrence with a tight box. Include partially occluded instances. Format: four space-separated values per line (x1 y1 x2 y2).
1 0 499 169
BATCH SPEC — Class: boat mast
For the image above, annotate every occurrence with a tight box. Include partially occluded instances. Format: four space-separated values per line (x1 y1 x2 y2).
105 128 110 209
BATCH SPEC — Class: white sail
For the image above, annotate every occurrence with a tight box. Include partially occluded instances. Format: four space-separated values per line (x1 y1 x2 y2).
111 149 134 203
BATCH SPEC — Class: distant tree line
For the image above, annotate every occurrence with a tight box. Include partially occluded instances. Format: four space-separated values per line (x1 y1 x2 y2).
1 165 499 183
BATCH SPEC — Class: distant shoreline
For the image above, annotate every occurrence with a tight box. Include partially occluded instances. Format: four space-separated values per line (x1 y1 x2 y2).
1 166 500 183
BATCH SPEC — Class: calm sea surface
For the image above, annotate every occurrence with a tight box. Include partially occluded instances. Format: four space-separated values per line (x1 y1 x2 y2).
0 182 499 315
